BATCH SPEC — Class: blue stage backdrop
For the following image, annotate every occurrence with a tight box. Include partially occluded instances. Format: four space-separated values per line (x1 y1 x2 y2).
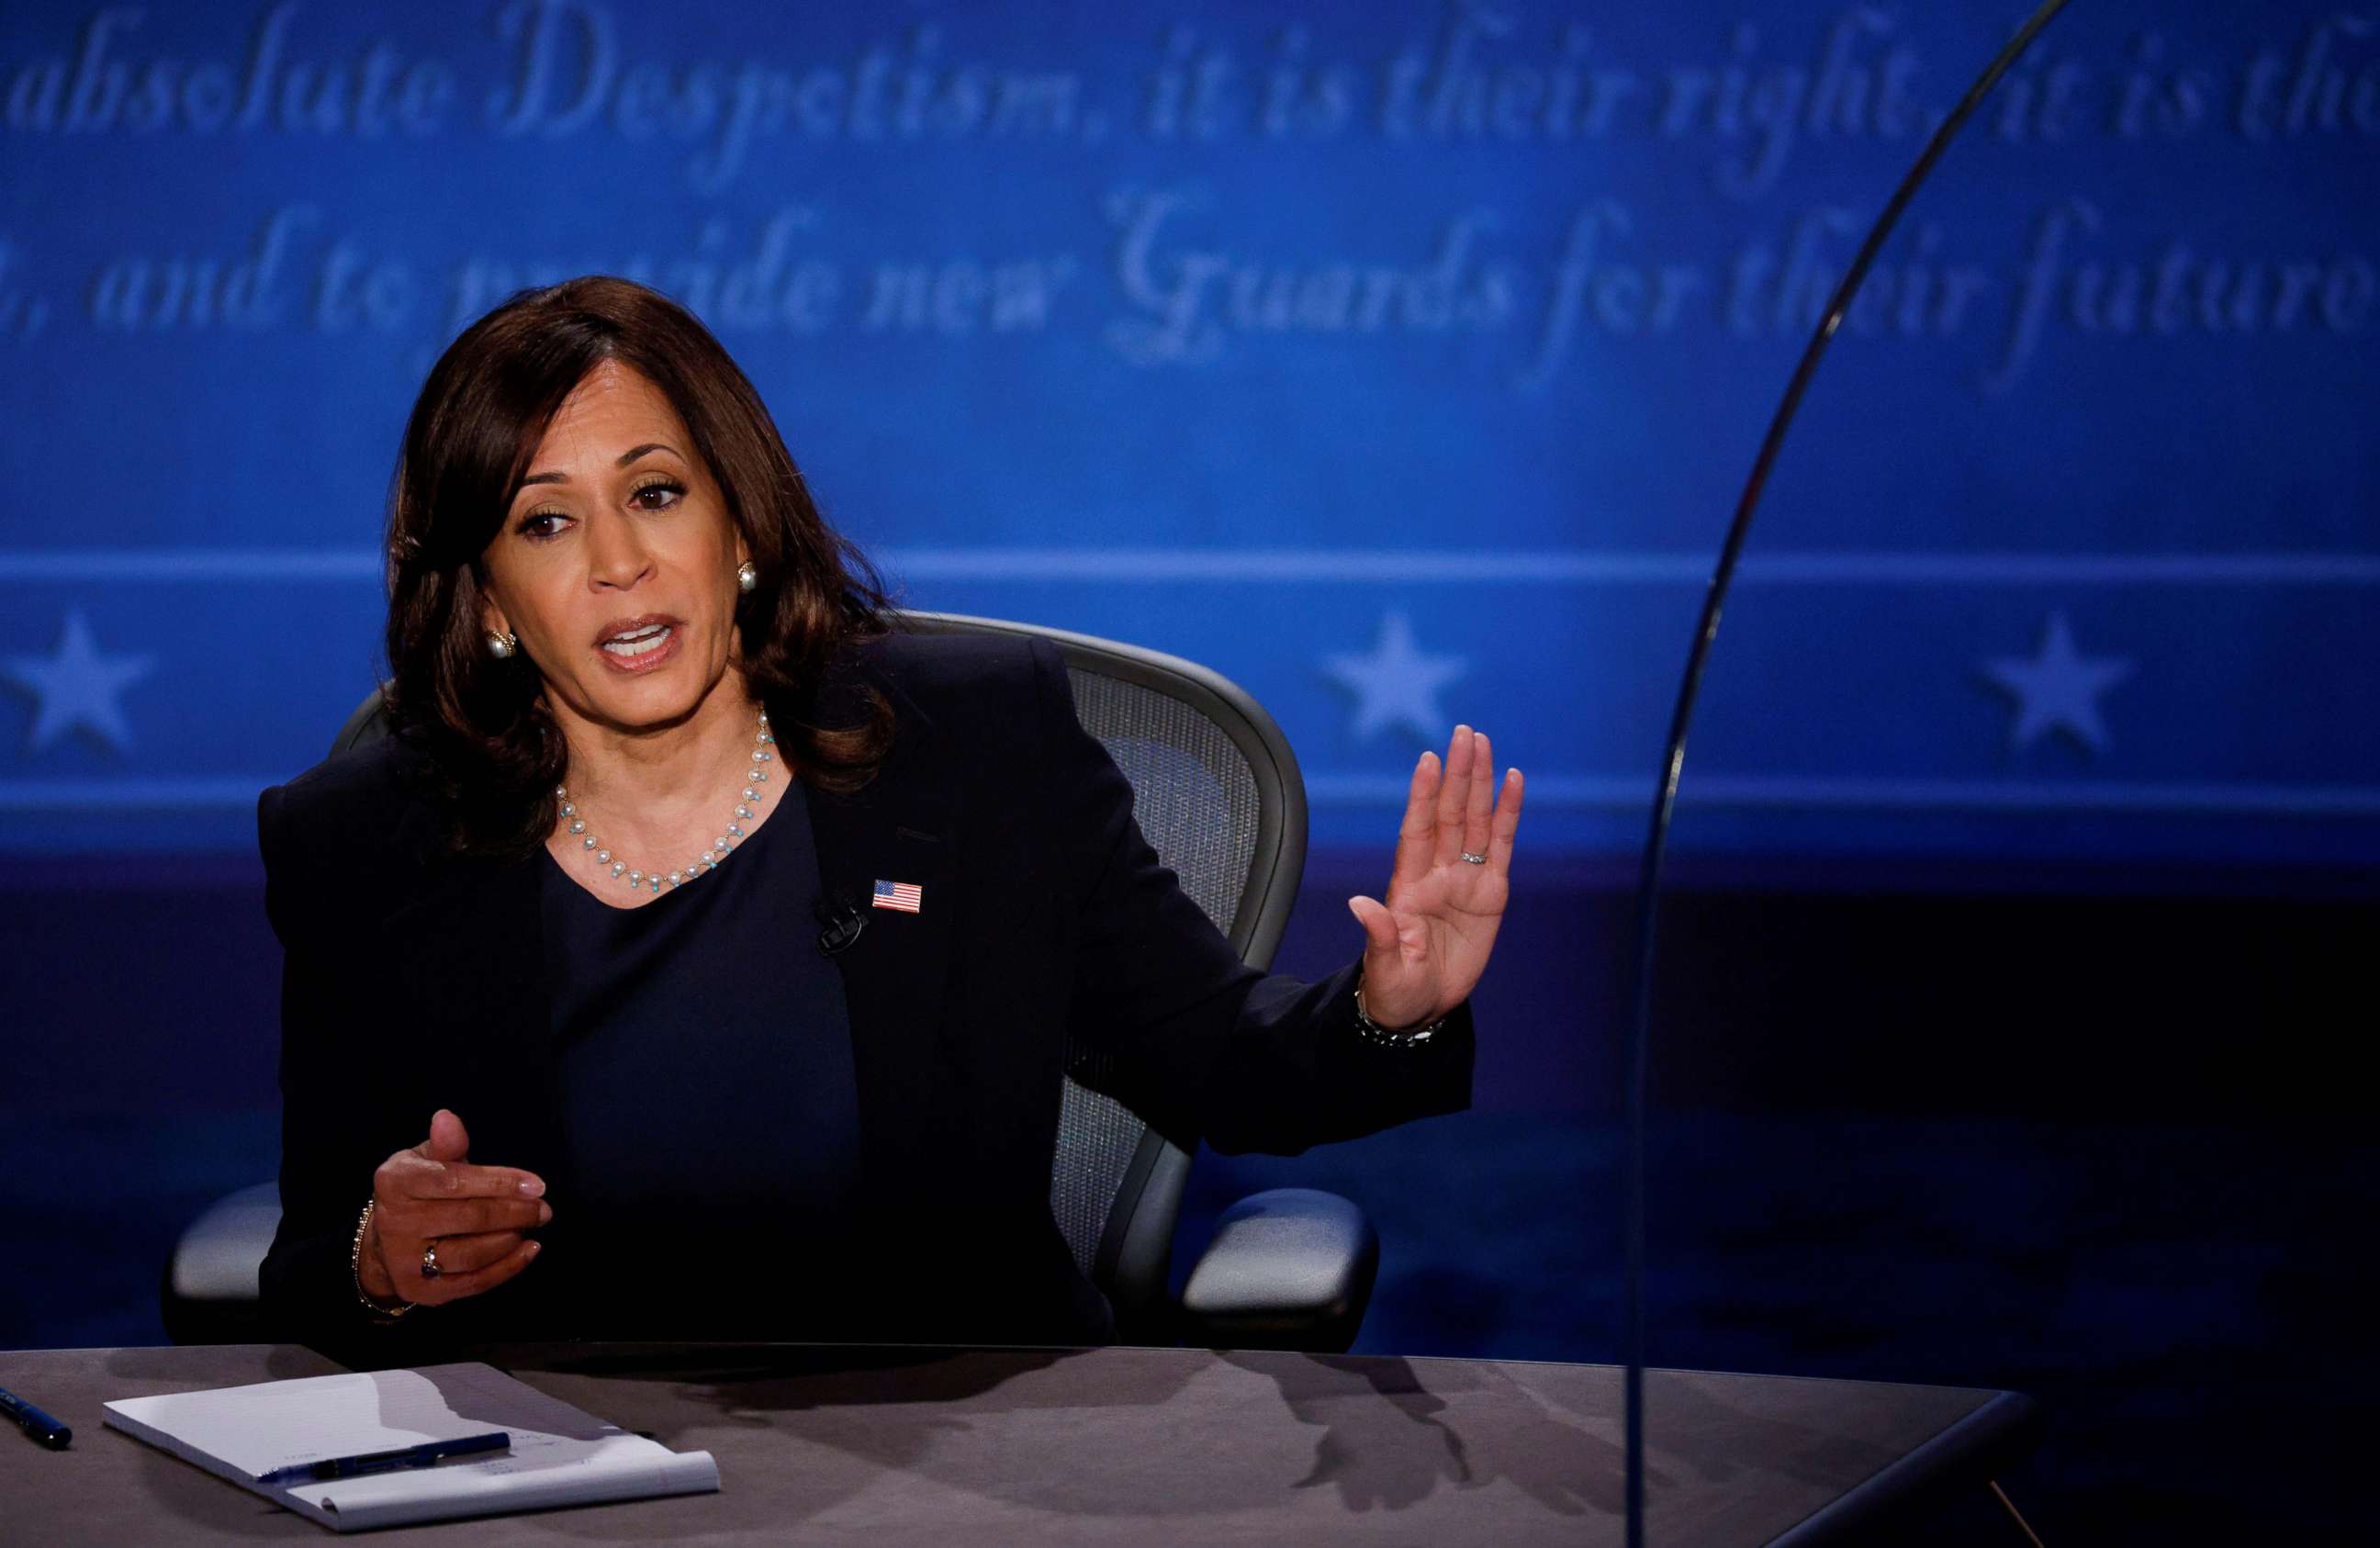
1 0 2373 869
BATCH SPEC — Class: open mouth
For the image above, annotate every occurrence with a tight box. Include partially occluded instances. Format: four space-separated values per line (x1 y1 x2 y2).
601 623 673 658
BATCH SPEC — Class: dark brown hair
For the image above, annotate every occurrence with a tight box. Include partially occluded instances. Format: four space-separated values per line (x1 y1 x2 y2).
382 275 892 856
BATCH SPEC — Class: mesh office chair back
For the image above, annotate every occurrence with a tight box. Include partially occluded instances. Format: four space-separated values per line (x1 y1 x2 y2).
897 615 1307 1332
325 611 1309 1336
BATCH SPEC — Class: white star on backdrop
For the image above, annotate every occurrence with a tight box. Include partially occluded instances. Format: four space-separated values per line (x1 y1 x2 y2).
1323 611 1468 743
1982 611 2132 754
3 610 156 755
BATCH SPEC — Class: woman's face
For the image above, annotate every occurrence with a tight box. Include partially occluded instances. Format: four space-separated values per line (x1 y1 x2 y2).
477 359 749 736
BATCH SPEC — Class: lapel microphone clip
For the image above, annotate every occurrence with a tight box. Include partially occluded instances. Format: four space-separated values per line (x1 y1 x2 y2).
815 888 867 956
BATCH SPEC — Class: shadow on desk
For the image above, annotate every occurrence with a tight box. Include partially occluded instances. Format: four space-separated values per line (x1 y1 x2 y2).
494 1340 2018 1541
4 1340 2032 1543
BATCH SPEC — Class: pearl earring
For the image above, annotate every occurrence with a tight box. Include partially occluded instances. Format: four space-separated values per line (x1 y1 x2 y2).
488 630 519 659
736 561 758 594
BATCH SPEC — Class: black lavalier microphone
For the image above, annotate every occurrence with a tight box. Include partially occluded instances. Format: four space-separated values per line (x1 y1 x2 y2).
815 888 867 957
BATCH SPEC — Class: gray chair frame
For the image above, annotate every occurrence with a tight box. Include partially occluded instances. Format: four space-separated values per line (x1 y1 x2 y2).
164 612 1376 1349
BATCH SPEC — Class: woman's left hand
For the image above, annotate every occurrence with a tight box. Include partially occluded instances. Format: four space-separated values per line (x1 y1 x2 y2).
1347 725 1524 1030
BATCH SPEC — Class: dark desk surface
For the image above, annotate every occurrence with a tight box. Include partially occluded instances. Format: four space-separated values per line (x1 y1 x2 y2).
0 1342 2035 1544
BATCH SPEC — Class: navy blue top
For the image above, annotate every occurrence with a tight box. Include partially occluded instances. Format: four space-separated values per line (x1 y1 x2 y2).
540 783 860 1338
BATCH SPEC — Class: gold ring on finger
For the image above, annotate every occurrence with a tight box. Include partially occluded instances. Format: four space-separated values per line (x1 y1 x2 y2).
421 1240 443 1280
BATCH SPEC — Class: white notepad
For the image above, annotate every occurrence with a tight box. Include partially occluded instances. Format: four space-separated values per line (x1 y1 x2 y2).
103 1362 719 1532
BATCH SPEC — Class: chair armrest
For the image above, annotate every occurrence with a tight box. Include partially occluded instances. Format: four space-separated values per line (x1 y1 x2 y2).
170 1182 282 1302
162 1182 281 1344
1179 1187 1378 1353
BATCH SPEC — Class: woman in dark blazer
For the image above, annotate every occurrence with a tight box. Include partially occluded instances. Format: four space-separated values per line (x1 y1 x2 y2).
258 276 1525 1354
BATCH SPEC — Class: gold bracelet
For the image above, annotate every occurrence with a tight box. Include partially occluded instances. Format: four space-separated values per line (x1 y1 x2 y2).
351 1199 414 1321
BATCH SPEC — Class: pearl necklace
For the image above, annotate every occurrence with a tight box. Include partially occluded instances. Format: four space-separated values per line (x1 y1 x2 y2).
555 706 775 895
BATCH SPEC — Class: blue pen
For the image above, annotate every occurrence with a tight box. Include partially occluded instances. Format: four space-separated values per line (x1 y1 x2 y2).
257 1430 511 1486
0 1383 72 1449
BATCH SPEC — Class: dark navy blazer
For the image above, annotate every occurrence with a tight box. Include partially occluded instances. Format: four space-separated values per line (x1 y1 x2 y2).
256 629 1474 1355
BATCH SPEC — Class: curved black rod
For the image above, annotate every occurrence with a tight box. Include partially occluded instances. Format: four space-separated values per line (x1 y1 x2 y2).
1619 3 2075 1542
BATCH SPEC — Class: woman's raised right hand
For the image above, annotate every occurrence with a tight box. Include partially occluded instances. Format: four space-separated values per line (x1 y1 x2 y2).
358 1108 549 1307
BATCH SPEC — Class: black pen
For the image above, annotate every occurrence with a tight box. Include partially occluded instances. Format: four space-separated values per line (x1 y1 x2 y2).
256 1430 511 1486
0 1383 72 1449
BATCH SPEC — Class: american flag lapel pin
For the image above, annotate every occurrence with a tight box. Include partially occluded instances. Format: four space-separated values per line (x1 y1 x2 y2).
872 878 923 914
